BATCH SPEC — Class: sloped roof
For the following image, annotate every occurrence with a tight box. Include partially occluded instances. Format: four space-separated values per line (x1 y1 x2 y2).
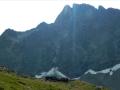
46 67 67 78
35 67 68 79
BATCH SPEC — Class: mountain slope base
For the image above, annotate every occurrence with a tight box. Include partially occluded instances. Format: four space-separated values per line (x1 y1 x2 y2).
0 71 109 90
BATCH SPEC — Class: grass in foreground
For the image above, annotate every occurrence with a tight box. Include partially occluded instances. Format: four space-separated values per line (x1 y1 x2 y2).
0 71 110 90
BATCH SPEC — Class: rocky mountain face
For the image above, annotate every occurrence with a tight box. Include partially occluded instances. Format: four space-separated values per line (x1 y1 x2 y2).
0 4 120 78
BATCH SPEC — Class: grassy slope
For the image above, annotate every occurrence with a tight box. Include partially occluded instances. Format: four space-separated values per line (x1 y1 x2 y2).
0 71 109 90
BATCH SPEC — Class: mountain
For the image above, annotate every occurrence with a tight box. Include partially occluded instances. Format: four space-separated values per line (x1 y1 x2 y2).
80 63 120 90
0 3 120 79
0 68 109 90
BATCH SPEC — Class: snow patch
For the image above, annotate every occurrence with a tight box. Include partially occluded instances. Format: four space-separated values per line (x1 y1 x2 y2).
110 71 113 76
98 68 111 74
84 63 120 76
111 63 120 71
85 69 97 75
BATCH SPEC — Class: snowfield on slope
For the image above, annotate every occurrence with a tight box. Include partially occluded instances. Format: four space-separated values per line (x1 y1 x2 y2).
85 63 120 76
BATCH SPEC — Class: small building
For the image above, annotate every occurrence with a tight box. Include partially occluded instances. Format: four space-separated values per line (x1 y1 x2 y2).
35 67 69 82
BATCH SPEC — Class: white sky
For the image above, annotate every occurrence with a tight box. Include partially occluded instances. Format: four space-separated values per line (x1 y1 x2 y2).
0 0 120 34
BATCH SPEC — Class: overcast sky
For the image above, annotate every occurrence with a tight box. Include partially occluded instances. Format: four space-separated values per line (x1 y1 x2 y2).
0 0 120 35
